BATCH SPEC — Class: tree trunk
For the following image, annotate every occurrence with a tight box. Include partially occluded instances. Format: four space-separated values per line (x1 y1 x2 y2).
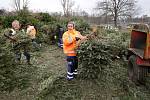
114 5 117 27
114 15 117 27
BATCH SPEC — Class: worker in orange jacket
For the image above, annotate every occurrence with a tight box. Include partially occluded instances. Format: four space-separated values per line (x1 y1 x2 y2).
26 24 40 50
62 21 87 80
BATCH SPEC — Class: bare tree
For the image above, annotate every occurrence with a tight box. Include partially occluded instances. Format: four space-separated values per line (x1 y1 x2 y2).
13 0 29 11
60 0 75 17
0 9 6 16
96 0 137 27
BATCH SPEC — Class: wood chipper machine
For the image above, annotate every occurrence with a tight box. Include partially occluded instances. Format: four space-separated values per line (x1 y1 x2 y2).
127 23 150 84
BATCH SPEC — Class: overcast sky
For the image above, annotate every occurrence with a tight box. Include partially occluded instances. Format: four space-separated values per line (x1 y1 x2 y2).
0 0 150 16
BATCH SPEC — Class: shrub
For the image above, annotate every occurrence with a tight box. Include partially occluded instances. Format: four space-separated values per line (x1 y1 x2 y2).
1 16 18 28
77 30 130 79
0 34 33 92
37 13 57 23
0 35 17 91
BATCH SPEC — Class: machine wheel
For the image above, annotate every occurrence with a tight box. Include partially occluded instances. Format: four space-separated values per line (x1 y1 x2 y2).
128 55 147 84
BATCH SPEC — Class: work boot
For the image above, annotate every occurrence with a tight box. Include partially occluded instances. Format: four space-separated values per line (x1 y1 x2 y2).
15 59 21 64
27 61 31 65
73 69 78 78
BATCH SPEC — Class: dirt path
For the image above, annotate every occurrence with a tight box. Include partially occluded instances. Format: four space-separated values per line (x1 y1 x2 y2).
0 45 66 100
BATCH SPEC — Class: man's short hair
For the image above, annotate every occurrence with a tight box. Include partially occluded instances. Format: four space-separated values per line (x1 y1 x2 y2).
68 21 75 28
12 20 20 26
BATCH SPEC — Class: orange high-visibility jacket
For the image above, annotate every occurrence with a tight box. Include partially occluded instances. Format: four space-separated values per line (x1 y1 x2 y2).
62 30 80 56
